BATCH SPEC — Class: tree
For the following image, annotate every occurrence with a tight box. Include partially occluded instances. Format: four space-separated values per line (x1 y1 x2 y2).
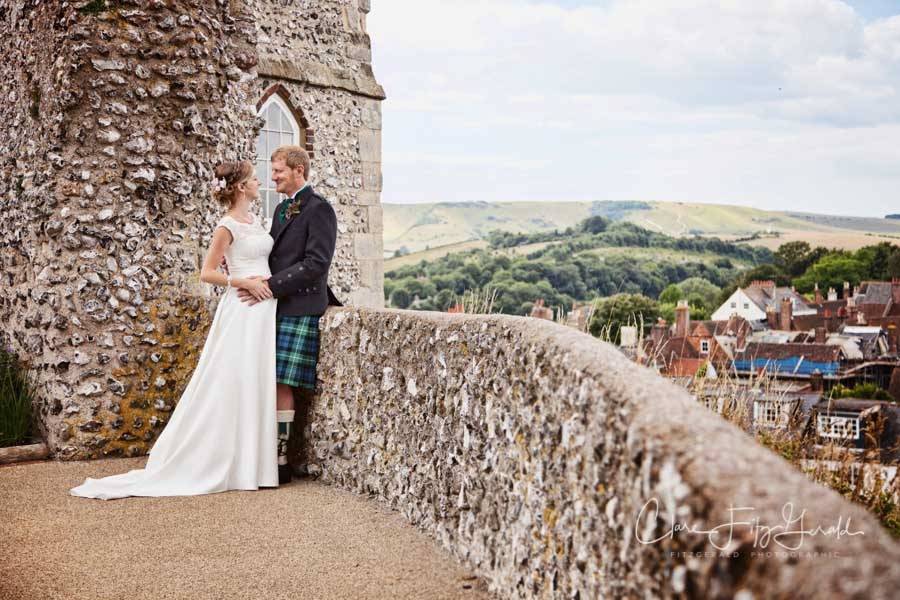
677 277 721 311
588 294 659 344
389 288 412 309
732 264 790 289
659 284 682 304
889 249 900 279
580 215 610 234
433 289 456 311
774 241 812 278
793 254 868 293
829 383 891 401
856 242 900 280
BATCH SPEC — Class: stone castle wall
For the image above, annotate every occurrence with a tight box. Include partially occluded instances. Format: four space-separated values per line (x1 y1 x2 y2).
0 0 383 459
308 308 900 598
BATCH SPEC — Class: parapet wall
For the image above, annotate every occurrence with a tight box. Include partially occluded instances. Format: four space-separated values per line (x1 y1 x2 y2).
310 308 900 598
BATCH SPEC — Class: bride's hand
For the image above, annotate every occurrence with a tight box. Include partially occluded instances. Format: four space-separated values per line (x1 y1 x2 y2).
239 277 272 302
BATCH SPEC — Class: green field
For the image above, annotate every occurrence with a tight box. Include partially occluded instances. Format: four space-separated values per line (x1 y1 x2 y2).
383 200 900 258
383 201 596 256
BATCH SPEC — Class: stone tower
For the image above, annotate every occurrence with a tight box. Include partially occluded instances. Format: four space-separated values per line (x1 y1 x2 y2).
0 0 384 459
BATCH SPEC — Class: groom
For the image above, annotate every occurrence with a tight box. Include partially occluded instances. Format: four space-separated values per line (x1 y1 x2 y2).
238 145 338 484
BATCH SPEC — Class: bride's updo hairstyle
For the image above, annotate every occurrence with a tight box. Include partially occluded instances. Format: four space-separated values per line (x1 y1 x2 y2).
212 160 253 208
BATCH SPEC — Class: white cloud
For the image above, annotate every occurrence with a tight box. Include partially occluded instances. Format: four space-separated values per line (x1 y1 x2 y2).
368 0 900 216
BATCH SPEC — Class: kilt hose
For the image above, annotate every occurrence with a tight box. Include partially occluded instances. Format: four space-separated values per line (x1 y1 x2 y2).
275 315 320 390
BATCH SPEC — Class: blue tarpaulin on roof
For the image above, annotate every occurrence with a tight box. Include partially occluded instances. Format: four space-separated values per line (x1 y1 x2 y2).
732 358 840 376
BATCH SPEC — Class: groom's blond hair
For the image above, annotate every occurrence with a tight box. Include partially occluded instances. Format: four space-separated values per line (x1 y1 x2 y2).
271 145 310 179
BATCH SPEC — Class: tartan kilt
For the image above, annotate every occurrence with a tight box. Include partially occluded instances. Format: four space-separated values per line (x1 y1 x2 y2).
275 315 320 390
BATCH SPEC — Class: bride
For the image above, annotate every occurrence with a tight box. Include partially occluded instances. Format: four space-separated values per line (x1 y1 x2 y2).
70 160 280 499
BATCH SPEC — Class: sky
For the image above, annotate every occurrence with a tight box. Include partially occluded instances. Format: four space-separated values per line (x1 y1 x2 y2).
367 0 900 217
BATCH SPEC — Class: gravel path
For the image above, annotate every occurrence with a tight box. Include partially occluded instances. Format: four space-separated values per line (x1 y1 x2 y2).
1 457 489 600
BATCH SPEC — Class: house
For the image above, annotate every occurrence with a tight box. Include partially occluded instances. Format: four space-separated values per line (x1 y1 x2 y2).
809 398 900 463
750 389 822 431
732 342 845 377
801 280 900 352
855 280 900 321
711 280 815 324
688 371 822 431
838 326 891 360
643 302 752 377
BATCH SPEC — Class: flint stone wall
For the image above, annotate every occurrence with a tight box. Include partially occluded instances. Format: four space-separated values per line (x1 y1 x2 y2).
251 0 385 307
0 0 383 459
309 308 900 598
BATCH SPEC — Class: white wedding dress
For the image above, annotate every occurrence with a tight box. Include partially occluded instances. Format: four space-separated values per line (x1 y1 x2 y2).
70 214 279 499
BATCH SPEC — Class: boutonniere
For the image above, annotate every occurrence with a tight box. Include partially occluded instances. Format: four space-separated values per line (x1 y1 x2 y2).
284 199 303 221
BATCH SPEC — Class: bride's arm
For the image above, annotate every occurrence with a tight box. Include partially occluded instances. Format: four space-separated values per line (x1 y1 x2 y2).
200 227 240 288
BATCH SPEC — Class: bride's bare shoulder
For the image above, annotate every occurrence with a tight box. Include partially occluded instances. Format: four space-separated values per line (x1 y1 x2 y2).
214 216 238 243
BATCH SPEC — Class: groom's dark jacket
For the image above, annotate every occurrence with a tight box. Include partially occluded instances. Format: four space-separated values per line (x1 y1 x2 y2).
268 185 340 317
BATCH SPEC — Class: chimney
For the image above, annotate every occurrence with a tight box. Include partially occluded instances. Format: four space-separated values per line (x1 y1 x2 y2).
810 369 824 393
675 300 690 337
843 281 850 298
766 305 778 329
815 326 826 344
847 296 857 323
736 322 747 350
827 287 837 301
814 283 823 304
780 297 793 331
530 299 553 321
650 318 668 344
620 326 637 348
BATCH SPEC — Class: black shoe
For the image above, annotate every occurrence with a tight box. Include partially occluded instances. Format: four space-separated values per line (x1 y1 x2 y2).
278 463 292 485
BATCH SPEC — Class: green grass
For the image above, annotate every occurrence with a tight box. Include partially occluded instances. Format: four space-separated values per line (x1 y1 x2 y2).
0 348 37 447
385 240 489 271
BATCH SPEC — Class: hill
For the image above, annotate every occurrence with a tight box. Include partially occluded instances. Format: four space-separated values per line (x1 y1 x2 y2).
384 218 773 315
382 200 900 258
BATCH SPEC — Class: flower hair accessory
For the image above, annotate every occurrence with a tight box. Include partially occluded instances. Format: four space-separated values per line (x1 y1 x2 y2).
211 176 227 191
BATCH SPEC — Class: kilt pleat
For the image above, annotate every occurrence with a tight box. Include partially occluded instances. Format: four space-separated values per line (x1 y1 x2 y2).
275 315 320 389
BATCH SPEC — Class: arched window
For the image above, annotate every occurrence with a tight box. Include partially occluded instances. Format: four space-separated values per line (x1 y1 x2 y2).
256 90 308 219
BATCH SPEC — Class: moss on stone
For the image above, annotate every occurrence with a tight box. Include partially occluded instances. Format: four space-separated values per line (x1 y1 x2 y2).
66 295 213 459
